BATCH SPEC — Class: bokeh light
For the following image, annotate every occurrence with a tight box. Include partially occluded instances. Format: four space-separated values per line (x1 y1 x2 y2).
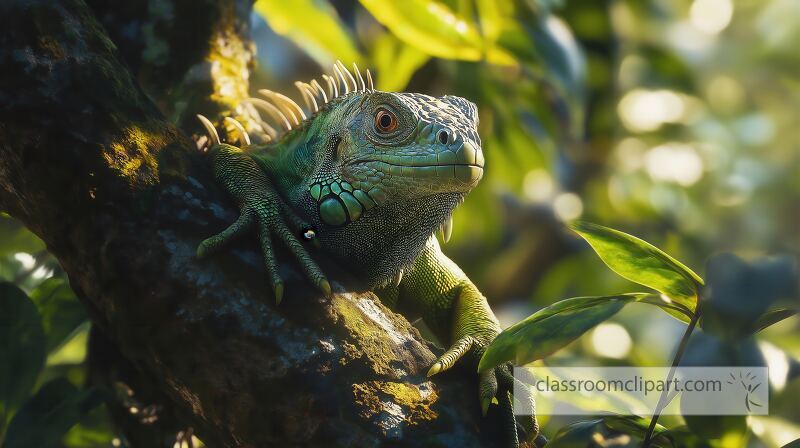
644 143 704 186
617 89 686 132
591 323 632 359
690 0 734 34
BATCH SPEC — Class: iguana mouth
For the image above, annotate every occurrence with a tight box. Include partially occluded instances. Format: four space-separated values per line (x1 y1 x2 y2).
354 159 483 183
350 138 484 183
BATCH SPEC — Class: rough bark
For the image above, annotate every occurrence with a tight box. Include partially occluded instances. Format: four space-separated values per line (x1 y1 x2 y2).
85 0 258 131
0 0 499 446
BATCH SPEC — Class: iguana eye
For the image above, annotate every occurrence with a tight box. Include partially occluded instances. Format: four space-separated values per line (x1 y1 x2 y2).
374 108 398 133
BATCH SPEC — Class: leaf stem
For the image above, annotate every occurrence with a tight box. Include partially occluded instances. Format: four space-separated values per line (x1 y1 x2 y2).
642 301 702 447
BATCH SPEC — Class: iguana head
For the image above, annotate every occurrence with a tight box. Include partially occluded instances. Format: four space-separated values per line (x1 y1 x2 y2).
251 64 484 287
301 91 483 226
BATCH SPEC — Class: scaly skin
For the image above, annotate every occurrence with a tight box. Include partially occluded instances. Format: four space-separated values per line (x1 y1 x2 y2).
196 75 540 445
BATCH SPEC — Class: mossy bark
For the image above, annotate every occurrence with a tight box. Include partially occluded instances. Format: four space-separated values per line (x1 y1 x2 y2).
0 0 502 446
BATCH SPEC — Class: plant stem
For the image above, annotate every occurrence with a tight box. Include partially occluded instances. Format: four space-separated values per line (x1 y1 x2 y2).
642 304 702 447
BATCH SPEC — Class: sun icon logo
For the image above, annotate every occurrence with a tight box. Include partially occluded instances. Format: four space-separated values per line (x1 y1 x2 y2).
727 371 763 413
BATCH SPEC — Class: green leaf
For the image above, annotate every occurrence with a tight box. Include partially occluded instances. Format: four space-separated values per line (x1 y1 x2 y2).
682 414 746 442
637 294 694 324
0 282 45 420
545 419 606 448
478 294 650 372
359 0 516 66
753 308 798 333
30 278 87 354
569 221 703 310
0 214 45 256
370 33 430 92
546 416 674 448
782 439 800 448
62 404 115 448
253 0 362 66
4 379 106 448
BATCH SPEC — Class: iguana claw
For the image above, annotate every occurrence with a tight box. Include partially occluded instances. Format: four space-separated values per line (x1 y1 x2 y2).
196 142 330 302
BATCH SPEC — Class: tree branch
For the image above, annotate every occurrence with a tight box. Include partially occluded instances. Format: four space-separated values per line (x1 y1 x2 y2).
85 0 258 131
0 0 498 446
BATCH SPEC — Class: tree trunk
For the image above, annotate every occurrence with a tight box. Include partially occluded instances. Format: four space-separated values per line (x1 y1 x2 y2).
0 0 499 446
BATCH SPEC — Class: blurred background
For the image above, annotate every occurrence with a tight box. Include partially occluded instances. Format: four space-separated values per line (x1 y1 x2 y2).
1 0 799 446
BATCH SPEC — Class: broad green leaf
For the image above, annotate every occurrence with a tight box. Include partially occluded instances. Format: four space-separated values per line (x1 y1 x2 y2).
359 0 516 66
0 283 45 420
370 33 430 92
0 215 45 256
62 404 116 448
30 278 87 354
478 2 585 140
479 294 650 372
546 416 673 448
254 0 362 66
569 221 703 310
4 379 106 448
46 325 89 366
753 308 798 333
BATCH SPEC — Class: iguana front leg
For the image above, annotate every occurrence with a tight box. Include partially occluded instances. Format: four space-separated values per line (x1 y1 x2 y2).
376 237 540 446
197 143 331 302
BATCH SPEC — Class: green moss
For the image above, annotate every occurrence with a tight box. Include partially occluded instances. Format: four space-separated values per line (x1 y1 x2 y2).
352 380 439 427
207 27 253 111
332 294 401 376
105 123 173 187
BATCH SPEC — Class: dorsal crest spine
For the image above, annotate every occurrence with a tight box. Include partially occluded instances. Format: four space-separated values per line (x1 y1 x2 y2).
197 61 375 149
249 61 374 143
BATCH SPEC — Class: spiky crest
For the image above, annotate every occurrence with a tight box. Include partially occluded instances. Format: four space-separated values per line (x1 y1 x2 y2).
197 61 376 149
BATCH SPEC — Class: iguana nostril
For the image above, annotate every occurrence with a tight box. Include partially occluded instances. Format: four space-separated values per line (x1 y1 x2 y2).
437 129 448 145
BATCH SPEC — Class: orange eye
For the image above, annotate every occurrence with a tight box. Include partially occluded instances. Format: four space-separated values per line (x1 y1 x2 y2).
374 108 398 133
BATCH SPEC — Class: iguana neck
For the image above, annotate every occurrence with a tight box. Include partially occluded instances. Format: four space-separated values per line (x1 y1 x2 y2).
252 127 316 204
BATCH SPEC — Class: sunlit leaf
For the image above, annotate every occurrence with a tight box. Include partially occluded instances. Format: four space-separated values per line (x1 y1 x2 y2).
254 0 362 66
783 439 800 448
46 324 89 366
0 214 45 256
30 278 87 354
359 0 516 66
62 404 116 448
370 33 430 92
637 294 693 324
479 294 651 372
4 379 106 448
569 221 703 310
0 282 45 420
682 414 747 443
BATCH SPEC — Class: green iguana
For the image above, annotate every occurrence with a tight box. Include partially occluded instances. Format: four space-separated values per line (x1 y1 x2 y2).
195 61 540 447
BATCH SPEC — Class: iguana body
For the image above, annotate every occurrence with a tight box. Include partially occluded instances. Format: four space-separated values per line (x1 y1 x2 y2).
196 63 539 446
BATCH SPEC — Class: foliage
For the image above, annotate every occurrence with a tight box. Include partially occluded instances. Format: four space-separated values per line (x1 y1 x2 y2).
479 221 799 446
0 215 110 446
0 279 106 446
569 221 703 310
